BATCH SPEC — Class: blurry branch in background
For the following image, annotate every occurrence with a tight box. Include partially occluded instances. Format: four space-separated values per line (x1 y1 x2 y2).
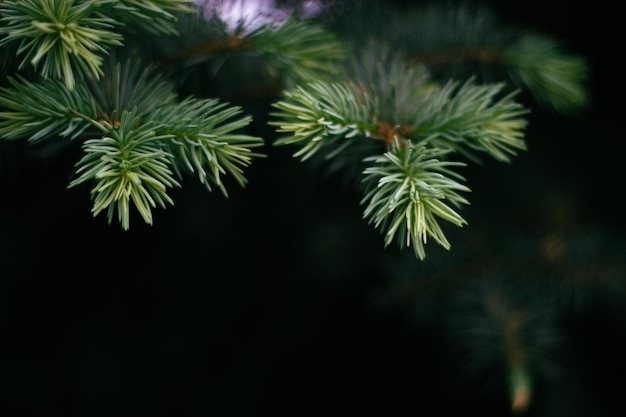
330 1 589 114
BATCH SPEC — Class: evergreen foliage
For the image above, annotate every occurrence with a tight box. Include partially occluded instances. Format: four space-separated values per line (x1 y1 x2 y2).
0 0 588 250
2 2 620 417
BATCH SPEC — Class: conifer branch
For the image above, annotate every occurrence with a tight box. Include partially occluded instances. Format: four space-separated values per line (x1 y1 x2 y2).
362 141 470 260
331 2 589 114
250 17 347 85
0 0 195 91
412 79 529 163
0 74 99 142
408 34 588 115
504 33 588 115
155 14 346 95
0 54 264 228
86 56 179 123
149 97 265 195
270 81 371 160
106 0 196 35
0 0 123 90
0 0 590 258
69 108 179 230
271 44 529 258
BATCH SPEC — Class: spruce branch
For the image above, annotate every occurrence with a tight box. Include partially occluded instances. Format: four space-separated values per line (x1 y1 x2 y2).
0 56 177 145
504 33 588 115
412 78 529 163
86 56 179 121
0 53 264 228
0 0 124 90
149 97 265 195
345 42 436 125
69 108 180 231
270 43 529 259
154 12 346 98
105 0 196 35
331 2 589 115
250 17 346 85
270 81 371 160
362 141 470 260
68 95 263 228
272 46 528 164
0 74 99 142
0 0 195 91
449 271 562 414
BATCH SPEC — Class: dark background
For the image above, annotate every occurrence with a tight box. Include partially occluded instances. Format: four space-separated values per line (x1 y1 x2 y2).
1 1 624 416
